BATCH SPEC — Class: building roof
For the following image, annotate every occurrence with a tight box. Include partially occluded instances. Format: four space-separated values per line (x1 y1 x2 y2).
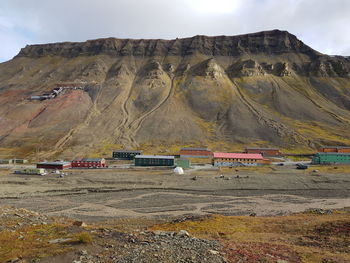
113 150 142 153
135 155 175 159
213 152 263 159
181 147 210 151
84 158 105 162
245 147 279 151
316 152 350 156
321 146 350 149
73 158 105 162
37 161 71 166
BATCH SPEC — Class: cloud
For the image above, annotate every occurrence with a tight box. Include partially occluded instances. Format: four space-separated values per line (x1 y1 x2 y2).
0 0 349 62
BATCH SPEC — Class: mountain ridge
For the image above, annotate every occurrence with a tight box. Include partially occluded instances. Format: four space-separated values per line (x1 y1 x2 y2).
16 29 320 58
1 29 350 158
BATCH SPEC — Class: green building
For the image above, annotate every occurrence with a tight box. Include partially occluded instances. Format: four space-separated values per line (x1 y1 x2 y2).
113 150 142 160
135 155 175 166
175 158 191 169
312 152 350 165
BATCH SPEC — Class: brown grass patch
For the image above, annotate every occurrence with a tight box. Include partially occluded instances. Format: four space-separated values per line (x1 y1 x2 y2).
0 224 71 262
150 212 350 263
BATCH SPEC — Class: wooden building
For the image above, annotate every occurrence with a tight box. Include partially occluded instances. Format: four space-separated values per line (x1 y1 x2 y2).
37 161 71 170
213 152 264 167
312 152 350 165
180 147 212 158
320 146 350 153
113 150 142 160
245 147 281 156
135 155 175 167
71 158 106 168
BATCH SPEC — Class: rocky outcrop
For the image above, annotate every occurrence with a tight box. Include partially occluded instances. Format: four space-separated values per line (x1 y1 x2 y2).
193 58 226 79
308 59 350 77
228 59 266 77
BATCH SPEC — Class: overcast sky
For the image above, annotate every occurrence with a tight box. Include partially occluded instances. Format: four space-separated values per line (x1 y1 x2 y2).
0 0 349 62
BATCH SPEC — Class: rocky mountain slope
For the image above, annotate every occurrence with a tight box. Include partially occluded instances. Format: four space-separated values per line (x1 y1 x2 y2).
1 29 350 158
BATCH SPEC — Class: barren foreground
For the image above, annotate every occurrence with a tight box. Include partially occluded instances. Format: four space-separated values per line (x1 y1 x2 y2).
0 165 349 262
1 165 349 221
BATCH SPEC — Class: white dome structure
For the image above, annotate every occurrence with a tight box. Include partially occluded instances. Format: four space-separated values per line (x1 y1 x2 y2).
173 167 184 175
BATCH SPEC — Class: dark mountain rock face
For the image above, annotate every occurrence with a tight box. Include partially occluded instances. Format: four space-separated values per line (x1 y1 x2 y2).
16 30 350 78
17 30 316 58
1 30 350 158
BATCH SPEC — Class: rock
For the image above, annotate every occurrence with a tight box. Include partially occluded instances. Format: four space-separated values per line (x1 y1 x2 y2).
153 230 162 236
80 250 88 256
209 250 220 255
177 230 190 237
6 257 21 263
49 238 73 244
73 221 87 227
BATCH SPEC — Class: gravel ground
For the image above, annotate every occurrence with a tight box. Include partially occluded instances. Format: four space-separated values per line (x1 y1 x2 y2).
0 166 349 221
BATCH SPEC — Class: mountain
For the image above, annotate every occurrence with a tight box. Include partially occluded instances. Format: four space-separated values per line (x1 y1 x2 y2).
1 29 350 158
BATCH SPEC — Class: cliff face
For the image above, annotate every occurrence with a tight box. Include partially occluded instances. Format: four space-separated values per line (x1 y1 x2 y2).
1 30 350 158
16 30 350 78
17 30 316 57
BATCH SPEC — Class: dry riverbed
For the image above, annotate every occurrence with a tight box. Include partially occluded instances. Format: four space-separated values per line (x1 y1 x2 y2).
0 165 349 221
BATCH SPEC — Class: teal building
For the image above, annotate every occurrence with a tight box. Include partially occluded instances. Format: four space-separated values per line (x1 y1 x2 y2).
312 152 350 165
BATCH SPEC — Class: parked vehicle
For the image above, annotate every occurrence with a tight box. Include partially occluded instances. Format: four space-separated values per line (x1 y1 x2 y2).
296 163 308 170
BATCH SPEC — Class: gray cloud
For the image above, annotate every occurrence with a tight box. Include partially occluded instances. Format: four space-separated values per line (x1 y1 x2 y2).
0 0 349 62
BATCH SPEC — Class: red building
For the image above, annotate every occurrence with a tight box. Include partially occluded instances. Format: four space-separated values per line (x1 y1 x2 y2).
71 158 106 168
245 147 281 157
180 147 213 158
213 152 266 167
37 161 71 170
320 146 350 153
